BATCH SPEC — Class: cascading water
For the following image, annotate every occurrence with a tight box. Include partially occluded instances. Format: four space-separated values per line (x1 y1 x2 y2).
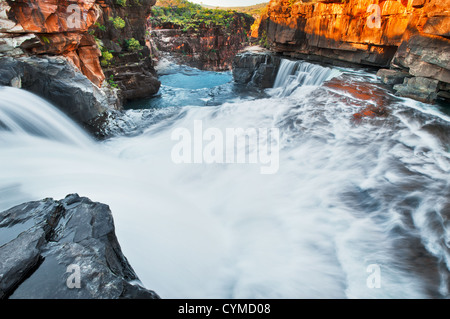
0 87 93 147
272 59 341 97
0 59 449 299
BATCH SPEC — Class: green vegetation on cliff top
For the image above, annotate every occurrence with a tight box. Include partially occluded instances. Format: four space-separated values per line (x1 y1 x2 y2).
201 2 268 18
151 0 254 32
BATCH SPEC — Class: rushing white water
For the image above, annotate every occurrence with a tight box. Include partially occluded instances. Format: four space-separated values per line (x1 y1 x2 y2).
0 59 449 299
272 59 341 97
0 87 93 148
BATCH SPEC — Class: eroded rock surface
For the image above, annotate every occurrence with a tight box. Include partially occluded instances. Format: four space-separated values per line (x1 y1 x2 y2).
149 12 254 71
252 0 450 103
0 194 159 299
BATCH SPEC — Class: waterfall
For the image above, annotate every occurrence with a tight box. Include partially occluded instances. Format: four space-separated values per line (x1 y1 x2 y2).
272 59 341 97
0 61 449 299
0 86 93 148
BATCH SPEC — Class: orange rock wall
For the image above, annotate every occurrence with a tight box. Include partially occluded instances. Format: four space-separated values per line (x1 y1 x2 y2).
254 0 449 67
3 0 104 86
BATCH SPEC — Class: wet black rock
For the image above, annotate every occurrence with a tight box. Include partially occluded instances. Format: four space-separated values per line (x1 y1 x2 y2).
232 49 281 89
0 56 121 126
0 194 159 299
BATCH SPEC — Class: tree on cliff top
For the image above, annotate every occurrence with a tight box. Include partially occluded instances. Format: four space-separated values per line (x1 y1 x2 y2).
150 0 254 33
155 0 201 9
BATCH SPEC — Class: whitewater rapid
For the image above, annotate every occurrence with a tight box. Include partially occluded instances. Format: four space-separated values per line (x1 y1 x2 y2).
0 59 449 298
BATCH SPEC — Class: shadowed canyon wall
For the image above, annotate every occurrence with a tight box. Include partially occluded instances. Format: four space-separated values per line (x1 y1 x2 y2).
253 0 450 103
149 12 254 71
92 0 160 101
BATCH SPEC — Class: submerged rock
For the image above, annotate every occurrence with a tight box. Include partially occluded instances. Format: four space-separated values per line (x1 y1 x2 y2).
0 194 159 299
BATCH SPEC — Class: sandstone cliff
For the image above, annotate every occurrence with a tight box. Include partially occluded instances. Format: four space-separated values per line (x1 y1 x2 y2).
252 0 450 103
1 0 106 86
148 4 254 71
0 0 160 126
93 0 160 100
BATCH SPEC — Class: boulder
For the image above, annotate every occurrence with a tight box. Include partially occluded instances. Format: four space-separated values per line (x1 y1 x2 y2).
232 49 281 88
0 55 120 125
0 194 159 299
377 68 411 85
394 76 439 103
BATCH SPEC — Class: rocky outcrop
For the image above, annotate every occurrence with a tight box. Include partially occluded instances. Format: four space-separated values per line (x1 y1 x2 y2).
93 0 161 100
252 0 450 104
1 0 105 86
0 0 161 127
149 12 254 71
0 56 120 124
0 194 159 299
253 0 414 67
0 0 121 126
383 0 450 103
232 46 281 88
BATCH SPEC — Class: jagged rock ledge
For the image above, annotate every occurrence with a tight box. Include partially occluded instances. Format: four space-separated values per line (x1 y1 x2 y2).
149 11 254 71
252 0 450 105
0 56 121 125
0 0 161 130
232 46 281 89
0 194 159 299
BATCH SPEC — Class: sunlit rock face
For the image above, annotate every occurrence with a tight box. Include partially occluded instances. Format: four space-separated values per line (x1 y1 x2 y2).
252 0 450 103
1 0 160 107
1 0 105 87
1 0 159 97
390 0 450 102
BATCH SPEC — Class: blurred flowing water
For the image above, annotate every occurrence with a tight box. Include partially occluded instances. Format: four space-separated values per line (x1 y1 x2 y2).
0 58 449 298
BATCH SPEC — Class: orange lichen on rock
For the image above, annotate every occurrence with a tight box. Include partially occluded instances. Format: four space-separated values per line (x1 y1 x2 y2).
353 104 389 123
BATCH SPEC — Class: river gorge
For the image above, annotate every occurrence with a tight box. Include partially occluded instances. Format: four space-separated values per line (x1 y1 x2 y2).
0 0 449 300
1 54 450 298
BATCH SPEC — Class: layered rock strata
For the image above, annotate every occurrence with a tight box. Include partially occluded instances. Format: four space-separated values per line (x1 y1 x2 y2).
232 47 281 88
252 0 450 103
93 0 161 100
149 12 254 71
0 0 161 126
0 0 106 86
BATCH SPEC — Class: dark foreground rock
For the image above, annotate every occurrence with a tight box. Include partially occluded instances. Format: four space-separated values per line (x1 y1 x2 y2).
0 194 159 299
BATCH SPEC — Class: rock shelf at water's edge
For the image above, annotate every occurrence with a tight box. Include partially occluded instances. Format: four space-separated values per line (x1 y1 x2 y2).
0 194 159 299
